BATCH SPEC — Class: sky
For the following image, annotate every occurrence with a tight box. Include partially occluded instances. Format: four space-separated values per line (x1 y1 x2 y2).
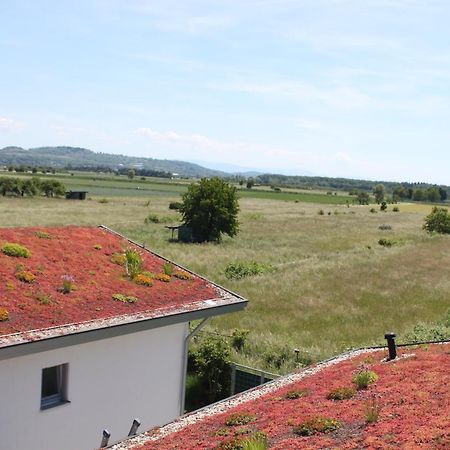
1 0 450 183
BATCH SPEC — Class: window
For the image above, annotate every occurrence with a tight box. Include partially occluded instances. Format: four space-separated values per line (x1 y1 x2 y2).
41 364 69 410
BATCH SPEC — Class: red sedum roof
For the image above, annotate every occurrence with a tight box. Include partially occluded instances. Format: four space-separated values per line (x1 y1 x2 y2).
111 344 450 450
0 226 244 347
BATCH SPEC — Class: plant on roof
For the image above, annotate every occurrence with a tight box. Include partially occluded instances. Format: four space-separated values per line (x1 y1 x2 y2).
0 308 9 321
110 252 126 266
60 275 74 294
285 388 307 400
225 413 256 427
293 416 341 436
353 368 378 390
364 392 382 424
93 244 102 250
35 231 52 239
16 270 36 284
125 248 143 279
163 261 173 276
174 269 193 280
133 274 153 287
1 243 31 258
216 432 268 450
326 386 356 401
36 292 52 305
112 293 138 303
155 273 171 282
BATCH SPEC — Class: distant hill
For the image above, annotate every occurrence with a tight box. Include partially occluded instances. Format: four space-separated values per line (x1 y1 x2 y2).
0 146 226 178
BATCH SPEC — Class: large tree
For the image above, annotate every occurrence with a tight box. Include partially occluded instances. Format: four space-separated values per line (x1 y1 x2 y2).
373 184 385 204
180 177 239 242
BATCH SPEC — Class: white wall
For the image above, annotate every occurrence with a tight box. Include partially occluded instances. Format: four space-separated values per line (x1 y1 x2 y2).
0 322 187 450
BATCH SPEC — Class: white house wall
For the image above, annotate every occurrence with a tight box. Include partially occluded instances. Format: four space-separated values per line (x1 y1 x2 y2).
0 322 187 450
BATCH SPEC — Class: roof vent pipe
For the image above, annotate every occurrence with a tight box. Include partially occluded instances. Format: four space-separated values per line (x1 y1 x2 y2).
100 429 111 448
128 418 141 436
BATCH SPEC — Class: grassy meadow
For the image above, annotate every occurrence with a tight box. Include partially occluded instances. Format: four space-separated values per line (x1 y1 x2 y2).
0 176 449 373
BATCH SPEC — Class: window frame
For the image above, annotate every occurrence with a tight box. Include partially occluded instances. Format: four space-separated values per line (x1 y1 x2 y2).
40 363 69 410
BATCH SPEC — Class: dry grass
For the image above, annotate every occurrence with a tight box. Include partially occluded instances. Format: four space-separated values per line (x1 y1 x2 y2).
1 195 449 372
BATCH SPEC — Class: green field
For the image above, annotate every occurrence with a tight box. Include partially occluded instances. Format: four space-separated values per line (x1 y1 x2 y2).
0 175 448 373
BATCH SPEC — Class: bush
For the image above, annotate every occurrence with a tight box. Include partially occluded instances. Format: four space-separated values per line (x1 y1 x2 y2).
326 387 356 401
378 238 395 247
231 329 249 351
163 262 173 276
180 177 239 242
224 261 275 280
423 207 450 234
169 201 182 210
378 224 392 230
98 198 109 204
145 213 160 224
110 253 126 265
353 370 378 390
393 206 400 212
174 270 193 280
317 209 325 215
35 231 52 239
369 208 377 214
293 417 341 436
380 201 387 212
155 273 171 282
1 243 31 258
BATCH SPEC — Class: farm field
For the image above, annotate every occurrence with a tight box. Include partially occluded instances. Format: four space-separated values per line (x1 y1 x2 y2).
0 178 448 373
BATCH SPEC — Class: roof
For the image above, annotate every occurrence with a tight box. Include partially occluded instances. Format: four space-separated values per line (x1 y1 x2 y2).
0 226 246 350
110 343 450 450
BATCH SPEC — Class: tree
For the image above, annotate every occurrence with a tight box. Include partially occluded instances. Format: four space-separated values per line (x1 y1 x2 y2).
191 336 231 403
423 207 450 234
356 191 370 205
439 187 448 202
40 180 66 197
373 184 385 204
127 169 135 179
180 177 239 242
246 178 254 189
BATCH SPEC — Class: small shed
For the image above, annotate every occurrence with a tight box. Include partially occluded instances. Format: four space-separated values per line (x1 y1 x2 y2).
65 190 88 200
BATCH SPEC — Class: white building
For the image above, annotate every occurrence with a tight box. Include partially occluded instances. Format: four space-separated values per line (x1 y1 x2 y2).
0 226 247 450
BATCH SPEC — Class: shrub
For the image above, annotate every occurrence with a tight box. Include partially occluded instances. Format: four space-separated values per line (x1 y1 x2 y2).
224 261 275 280
293 417 341 436
163 262 173 276
35 231 52 239
231 329 249 351
225 413 256 427
133 274 153 287
285 389 307 400
174 270 193 280
378 238 393 247
369 208 377 214
110 252 126 266
326 387 356 401
145 213 160 224
36 293 52 305
1 243 31 258
0 308 9 321
98 198 109 204
125 248 143 279
169 201 182 210
393 206 400 212
317 209 325 215
380 201 387 212
112 293 138 303
423 206 450 234
16 270 36 283
378 224 392 230
353 370 378 390
155 273 171 282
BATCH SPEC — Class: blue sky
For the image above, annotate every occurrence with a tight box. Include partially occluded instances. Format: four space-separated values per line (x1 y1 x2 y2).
1 0 450 183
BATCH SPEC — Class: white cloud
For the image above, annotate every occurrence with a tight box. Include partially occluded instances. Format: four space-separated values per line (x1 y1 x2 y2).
0 117 23 133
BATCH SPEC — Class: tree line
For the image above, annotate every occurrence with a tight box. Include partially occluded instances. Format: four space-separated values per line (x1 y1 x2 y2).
0 177 66 197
